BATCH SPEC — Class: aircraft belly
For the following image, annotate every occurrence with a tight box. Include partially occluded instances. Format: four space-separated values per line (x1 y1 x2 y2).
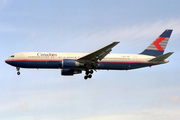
98 62 153 70
8 61 62 68
98 63 127 70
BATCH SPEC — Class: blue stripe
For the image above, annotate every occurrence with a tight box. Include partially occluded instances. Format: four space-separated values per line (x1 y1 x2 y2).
6 61 157 70
6 61 62 68
140 49 164 57
98 62 155 70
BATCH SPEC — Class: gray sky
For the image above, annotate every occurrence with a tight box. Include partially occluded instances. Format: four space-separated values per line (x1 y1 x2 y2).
1 0 180 120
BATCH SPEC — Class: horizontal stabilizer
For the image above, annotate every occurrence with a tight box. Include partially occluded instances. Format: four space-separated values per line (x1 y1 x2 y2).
148 52 174 62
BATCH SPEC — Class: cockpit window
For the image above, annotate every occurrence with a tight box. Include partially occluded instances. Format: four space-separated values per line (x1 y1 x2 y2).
10 55 14 57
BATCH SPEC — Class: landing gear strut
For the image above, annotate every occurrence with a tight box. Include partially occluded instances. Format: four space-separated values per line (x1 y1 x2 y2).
84 70 93 80
16 67 20 75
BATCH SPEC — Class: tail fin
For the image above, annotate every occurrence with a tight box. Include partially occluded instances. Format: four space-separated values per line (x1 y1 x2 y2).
140 29 173 56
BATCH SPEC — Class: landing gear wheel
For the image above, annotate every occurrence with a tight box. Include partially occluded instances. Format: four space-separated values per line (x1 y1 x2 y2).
84 76 88 80
84 69 93 80
88 74 92 78
17 72 20 75
16 67 20 75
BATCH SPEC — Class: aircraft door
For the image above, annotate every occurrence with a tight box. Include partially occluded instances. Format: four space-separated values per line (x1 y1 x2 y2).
133 56 139 62
133 56 137 61
20 54 26 60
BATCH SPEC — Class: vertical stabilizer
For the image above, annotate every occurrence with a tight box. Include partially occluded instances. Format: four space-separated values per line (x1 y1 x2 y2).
140 29 173 56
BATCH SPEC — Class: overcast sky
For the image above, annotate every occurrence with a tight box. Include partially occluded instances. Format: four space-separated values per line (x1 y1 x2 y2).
0 0 180 120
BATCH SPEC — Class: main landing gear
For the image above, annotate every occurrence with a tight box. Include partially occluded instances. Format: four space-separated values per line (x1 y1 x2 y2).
84 70 93 80
16 67 20 75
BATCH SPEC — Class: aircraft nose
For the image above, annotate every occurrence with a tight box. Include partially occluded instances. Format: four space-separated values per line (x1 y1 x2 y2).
5 58 10 64
5 58 8 63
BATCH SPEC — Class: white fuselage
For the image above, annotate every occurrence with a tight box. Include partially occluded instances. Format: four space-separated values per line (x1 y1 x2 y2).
5 52 168 70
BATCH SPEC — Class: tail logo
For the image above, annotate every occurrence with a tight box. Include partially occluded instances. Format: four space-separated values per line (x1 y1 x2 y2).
153 37 166 51
140 29 172 56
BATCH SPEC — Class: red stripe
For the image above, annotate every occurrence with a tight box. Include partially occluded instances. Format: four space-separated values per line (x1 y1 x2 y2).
99 61 158 65
153 37 166 51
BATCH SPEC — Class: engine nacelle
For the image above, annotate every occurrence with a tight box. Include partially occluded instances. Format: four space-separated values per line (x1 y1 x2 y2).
62 59 84 69
61 69 82 76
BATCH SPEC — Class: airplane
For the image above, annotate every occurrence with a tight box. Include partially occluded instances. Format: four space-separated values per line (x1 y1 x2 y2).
5 29 173 80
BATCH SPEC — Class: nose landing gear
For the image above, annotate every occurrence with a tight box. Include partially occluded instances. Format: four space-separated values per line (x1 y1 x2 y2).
84 70 93 80
16 67 20 75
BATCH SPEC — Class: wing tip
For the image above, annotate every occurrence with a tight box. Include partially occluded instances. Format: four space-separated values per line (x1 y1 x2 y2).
113 41 120 44
169 52 174 54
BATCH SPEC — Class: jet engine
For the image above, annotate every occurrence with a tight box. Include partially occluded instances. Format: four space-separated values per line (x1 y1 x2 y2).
61 69 82 76
62 59 84 68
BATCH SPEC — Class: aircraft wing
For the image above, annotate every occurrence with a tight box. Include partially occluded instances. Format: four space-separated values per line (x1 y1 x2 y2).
77 42 119 68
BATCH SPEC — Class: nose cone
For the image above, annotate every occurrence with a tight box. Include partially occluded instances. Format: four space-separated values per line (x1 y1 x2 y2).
5 58 11 65
5 58 8 63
